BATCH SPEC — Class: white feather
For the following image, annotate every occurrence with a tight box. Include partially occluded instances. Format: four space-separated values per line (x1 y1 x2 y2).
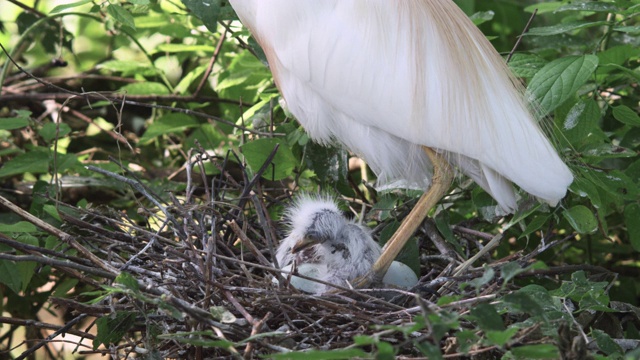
229 0 573 212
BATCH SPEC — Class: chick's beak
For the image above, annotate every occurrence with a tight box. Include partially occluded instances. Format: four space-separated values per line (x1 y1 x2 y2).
291 236 320 253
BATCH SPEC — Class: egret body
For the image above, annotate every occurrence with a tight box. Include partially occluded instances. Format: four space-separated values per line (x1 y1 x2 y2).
229 1 573 284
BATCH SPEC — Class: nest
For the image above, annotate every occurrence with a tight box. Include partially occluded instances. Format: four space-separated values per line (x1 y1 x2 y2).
0 149 583 359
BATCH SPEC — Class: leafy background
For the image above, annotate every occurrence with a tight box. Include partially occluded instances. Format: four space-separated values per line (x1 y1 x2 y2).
0 0 639 358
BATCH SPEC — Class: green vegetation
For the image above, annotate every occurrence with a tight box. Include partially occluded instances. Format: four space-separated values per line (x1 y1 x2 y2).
0 0 639 358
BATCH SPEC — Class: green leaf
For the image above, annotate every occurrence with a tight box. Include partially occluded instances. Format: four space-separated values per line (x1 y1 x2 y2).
115 272 139 292
508 53 547 78
50 0 93 13
592 329 623 356
561 99 601 146
469 11 494 26
139 113 200 143
0 221 38 233
624 204 640 252
527 21 609 36
0 116 30 130
156 44 217 53
562 205 597 234
510 344 560 359
120 82 170 95
106 4 136 30
269 349 369 360
93 311 137 350
528 55 599 115
486 328 518 347
556 3 620 13
39 122 72 143
612 105 640 127
0 149 49 178
181 0 236 32
0 261 26 293
468 303 505 331
241 138 297 181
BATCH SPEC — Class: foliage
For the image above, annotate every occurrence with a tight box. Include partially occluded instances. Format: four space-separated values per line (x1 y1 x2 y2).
0 0 639 358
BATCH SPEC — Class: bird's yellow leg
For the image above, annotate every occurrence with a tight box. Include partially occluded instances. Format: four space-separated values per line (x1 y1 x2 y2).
354 147 453 287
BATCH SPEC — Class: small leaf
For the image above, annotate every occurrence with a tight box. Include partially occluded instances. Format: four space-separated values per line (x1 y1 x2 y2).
612 105 640 127
592 329 623 355
115 272 139 292
107 4 136 30
51 0 93 13
486 328 518 347
508 53 547 78
0 149 50 178
0 222 38 233
241 138 297 181
210 306 236 323
93 312 137 350
510 344 560 359
0 117 30 130
562 206 598 234
120 82 169 95
528 55 599 115
139 113 200 143
39 122 72 143
469 303 505 331
527 21 609 36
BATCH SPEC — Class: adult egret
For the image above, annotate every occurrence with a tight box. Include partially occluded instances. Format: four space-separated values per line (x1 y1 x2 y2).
276 194 418 294
228 1 573 285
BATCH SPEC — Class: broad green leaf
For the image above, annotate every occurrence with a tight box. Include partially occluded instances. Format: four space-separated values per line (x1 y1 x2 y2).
106 4 136 30
519 214 551 239
624 204 640 252
270 349 369 360
614 25 640 34
93 311 137 350
527 21 609 36
181 0 236 31
582 143 636 159
592 329 623 356
0 117 29 130
524 2 563 14
50 0 93 13
0 149 49 178
561 99 601 146
468 303 504 331
508 53 547 78
612 105 640 127
486 328 518 347
556 3 620 12
139 113 200 143
39 122 72 143
470 11 494 26
562 206 597 234
120 82 170 95
528 55 599 115
0 221 38 233
156 44 216 53
0 261 25 293
510 344 560 359
98 60 156 76
241 138 297 181
115 272 139 292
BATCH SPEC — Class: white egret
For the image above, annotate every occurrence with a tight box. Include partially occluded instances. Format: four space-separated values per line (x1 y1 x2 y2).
276 194 418 294
229 1 573 285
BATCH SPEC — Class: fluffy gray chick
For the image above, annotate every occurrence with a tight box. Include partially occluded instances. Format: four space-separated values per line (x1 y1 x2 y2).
276 194 381 294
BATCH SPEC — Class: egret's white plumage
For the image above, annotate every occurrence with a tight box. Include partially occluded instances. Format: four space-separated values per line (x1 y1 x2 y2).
229 0 573 212
276 195 417 294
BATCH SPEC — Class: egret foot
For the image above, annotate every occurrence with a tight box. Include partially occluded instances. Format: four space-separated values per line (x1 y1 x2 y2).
353 147 454 288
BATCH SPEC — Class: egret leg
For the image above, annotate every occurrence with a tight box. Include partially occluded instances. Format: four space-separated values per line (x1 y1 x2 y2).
354 146 453 287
